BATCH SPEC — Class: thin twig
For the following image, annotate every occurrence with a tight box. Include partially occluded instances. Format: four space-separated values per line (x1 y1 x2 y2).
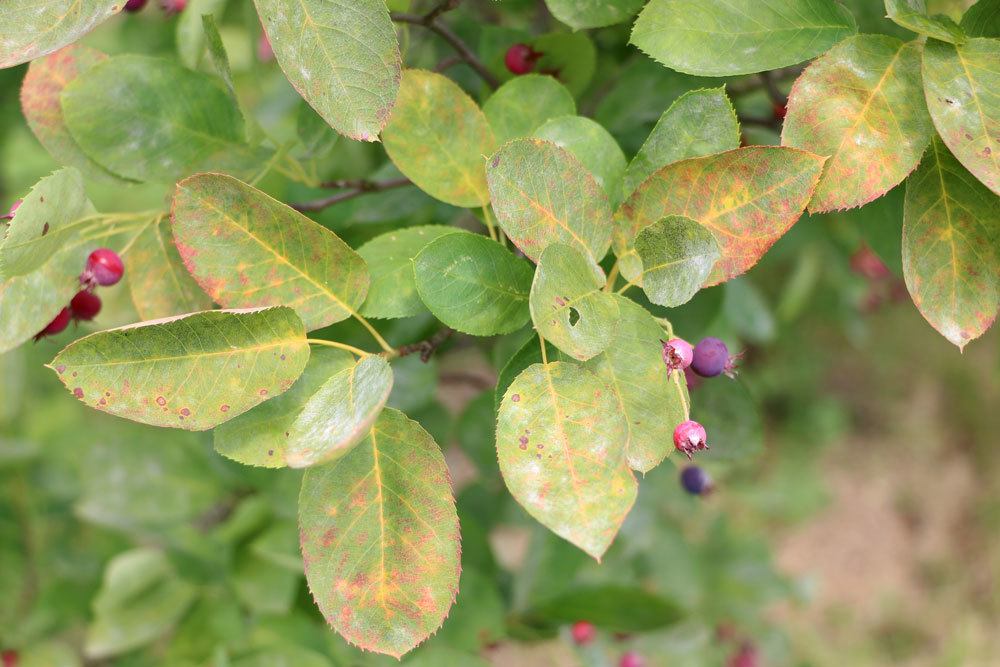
434 54 463 73
424 0 462 22
391 12 500 89
291 177 412 212
396 327 454 362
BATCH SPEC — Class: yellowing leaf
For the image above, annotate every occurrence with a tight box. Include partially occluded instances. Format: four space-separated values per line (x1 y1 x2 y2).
0 0 119 69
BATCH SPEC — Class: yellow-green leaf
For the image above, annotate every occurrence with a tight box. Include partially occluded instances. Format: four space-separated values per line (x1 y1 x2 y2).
483 74 576 145
634 215 721 307
0 0 119 69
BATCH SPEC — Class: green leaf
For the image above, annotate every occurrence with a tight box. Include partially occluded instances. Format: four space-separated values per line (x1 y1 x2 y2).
0 167 94 277
544 0 646 29
902 138 1000 349
285 354 393 468
172 173 369 331
634 215 721 307
20 45 125 183
124 215 215 321
529 244 620 361
615 146 825 285
297 101 340 158
885 0 967 42
782 36 934 212
413 233 533 336
622 87 740 198
630 0 857 77
61 55 260 183
358 225 467 319
531 33 597 96
526 585 683 632
533 115 627 206
583 296 689 473
961 0 1000 37
922 38 1000 196
253 0 401 141
49 308 310 430
201 14 237 102
299 408 460 658
494 334 560 413
177 0 228 68
0 0 119 68
84 549 197 660
483 74 577 145
496 361 637 559
382 69 496 207
487 138 614 263
214 348 355 467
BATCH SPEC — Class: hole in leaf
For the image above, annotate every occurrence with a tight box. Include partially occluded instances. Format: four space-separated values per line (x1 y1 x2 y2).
568 307 580 326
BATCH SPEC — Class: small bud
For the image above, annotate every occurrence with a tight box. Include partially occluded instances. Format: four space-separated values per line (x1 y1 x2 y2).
673 420 708 460
570 620 596 645
661 338 693 376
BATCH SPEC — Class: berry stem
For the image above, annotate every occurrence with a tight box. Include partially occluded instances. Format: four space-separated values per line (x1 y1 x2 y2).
390 11 500 89
604 261 620 292
307 338 369 357
538 334 549 365
351 312 395 354
290 178 412 212
615 280 636 295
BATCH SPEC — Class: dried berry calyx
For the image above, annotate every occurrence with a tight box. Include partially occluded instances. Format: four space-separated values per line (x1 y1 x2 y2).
35 307 71 340
673 420 709 459
661 337 693 375
680 465 713 495
505 43 542 75
571 620 596 645
691 336 739 378
70 290 102 321
83 248 124 287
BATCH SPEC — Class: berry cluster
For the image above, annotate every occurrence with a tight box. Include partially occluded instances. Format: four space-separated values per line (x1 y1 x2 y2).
35 248 124 341
122 0 186 14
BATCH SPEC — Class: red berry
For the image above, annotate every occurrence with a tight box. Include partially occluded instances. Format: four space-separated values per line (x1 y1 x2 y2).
84 248 124 287
772 102 787 120
661 338 693 375
505 43 541 75
1 650 17 667
70 290 102 321
35 307 71 340
849 244 891 281
619 651 645 667
160 0 186 14
673 420 708 460
570 621 596 645
123 0 147 11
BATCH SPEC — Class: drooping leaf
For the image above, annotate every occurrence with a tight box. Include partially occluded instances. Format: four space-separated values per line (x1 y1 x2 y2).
382 69 496 207
413 233 533 336
533 116 627 206
299 408 460 658
172 173 369 331
630 0 857 76
496 361 636 559
358 226 467 319
177 0 228 68
125 215 215 321
483 74 577 145
529 244 620 361
781 36 933 212
487 138 614 263
214 348 353 467
622 87 740 198
902 138 1000 349
544 0 646 29
284 355 393 468
49 308 310 430
61 55 260 183
0 167 94 277
885 0 967 42
253 0 401 141
19 45 125 183
922 38 1000 196
583 296 689 473
0 0 119 69
200 14 237 102
961 0 1000 37
614 146 825 285
635 215 721 307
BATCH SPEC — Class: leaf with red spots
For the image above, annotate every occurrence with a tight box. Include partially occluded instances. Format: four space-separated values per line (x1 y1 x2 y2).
299 408 460 658
486 138 614 263
922 38 1000 196
902 138 1000 349
48 308 310 430
19 44 127 183
781 36 934 213
172 173 369 332
0 0 120 69
253 0 401 142
613 146 825 285
496 361 636 559
382 70 496 207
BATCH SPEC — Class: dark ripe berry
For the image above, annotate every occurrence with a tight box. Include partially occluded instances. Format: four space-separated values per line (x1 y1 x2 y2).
85 248 124 287
850 244 891 281
673 420 708 459
727 643 759 667
123 0 148 11
570 621 596 645
691 337 736 378
618 651 645 667
160 0 186 14
661 338 693 376
35 307 71 340
70 290 102 321
1 650 17 667
772 102 787 120
505 43 541 75
680 465 713 495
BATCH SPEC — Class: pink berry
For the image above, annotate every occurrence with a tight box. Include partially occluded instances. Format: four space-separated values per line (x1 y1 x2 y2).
123 0 147 11
84 248 124 287
619 651 645 667
70 290 102 321
661 338 693 375
727 643 759 667
570 621 596 645
1 650 17 667
850 244 891 280
35 307 71 340
160 0 185 14
673 420 708 460
505 43 541 75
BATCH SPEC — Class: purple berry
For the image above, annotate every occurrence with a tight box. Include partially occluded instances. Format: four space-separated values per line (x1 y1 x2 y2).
70 290 102 321
691 336 737 378
84 248 124 287
673 420 708 459
661 338 693 376
123 0 148 11
680 465 712 495
35 307 71 340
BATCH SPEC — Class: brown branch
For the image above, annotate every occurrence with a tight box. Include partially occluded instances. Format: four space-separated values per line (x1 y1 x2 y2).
434 54 463 73
291 177 412 212
396 327 454 362
424 0 462 22
391 12 500 89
